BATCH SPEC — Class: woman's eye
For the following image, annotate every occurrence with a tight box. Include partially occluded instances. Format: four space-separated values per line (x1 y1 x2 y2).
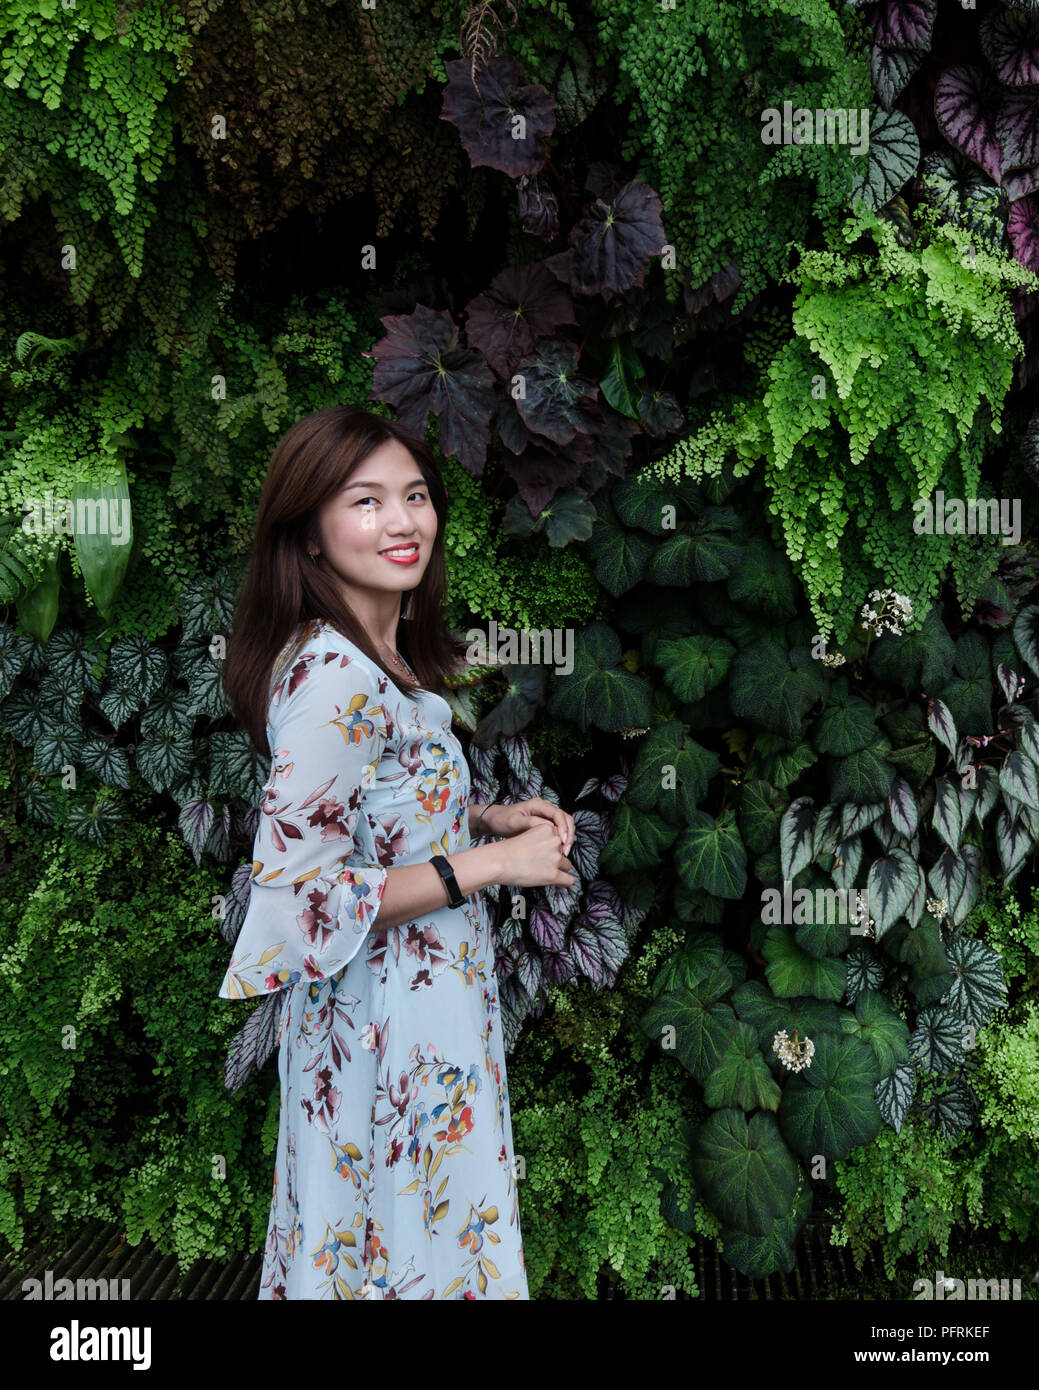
356 497 377 507
410 491 428 502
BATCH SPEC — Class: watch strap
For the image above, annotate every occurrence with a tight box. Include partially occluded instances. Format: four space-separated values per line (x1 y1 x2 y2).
430 853 465 909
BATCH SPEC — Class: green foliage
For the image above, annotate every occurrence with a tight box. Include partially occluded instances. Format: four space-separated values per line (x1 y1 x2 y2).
650 205 1037 639
505 976 701 1300
0 795 277 1265
441 455 599 632
587 0 871 308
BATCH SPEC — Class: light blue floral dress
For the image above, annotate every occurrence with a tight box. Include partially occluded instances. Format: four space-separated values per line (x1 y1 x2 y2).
217 619 528 1300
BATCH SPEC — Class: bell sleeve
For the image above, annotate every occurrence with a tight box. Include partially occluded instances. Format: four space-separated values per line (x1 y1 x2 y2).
218 646 390 1000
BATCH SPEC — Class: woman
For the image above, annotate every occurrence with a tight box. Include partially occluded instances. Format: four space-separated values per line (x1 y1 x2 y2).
219 405 575 1300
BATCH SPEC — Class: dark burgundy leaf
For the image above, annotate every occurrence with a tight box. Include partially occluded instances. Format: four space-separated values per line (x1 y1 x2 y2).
567 178 667 302
684 260 742 316
464 262 577 379
577 402 640 492
981 5 1039 86
512 338 603 445
440 55 556 178
502 444 584 513
638 388 684 438
585 160 630 201
516 173 560 241
370 304 497 475
935 65 1004 181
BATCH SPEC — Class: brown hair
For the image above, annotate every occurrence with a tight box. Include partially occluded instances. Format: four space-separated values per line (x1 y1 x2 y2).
223 405 469 755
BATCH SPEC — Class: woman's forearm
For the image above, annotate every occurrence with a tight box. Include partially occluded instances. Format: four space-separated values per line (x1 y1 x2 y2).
371 841 507 932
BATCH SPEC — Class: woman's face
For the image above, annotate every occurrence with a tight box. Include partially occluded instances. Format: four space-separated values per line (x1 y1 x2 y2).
314 437 438 606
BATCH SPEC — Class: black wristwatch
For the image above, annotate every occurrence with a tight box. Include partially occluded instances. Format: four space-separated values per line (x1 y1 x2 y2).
430 853 466 909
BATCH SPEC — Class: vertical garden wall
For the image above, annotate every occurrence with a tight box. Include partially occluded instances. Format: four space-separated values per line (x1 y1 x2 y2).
1 0 1038 1300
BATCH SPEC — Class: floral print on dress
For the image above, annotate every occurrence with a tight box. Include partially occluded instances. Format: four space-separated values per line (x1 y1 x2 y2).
218 619 528 1299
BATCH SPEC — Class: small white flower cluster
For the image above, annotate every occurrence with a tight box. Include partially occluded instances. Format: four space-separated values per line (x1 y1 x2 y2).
617 727 651 740
860 589 913 637
849 894 876 938
773 1029 815 1073
926 897 949 921
821 651 846 668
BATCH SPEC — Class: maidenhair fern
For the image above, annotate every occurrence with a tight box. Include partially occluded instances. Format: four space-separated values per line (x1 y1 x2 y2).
650 204 1036 641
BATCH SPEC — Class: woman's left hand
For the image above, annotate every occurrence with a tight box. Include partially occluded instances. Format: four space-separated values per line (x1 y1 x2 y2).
484 799 575 855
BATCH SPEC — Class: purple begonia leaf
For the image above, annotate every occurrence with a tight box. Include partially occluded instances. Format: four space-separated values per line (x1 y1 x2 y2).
220 860 254 945
871 0 937 109
542 947 577 987
545 875 582 918
981 4 1039 86
501 733 533 785
997 87 1039 192
369 304 496 475
935 65 1004 182
516 947 543 1000
1009 194 1039 273
873 0 937 52
529 904 566 952
571 809 608 879
224 991 284 1094
516 173 560 242
440 55 556 177
567 178 667 302
464 261 577 380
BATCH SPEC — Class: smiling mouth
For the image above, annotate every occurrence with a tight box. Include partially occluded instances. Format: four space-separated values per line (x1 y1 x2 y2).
380 545 420 558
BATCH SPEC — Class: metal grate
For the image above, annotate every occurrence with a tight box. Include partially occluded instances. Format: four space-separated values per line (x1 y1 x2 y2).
2 1213 1035 1300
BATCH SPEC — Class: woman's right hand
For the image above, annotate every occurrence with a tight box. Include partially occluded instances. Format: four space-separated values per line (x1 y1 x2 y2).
496 820 576 888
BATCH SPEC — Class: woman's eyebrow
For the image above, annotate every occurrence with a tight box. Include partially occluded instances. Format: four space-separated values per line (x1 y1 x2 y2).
341 477 427 490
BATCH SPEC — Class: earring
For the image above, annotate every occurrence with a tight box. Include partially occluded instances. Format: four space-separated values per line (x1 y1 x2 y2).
309 551 320 563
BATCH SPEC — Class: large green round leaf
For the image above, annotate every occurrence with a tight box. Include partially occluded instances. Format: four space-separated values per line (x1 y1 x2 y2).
691 1108 800 1236
839 988 910 1078
547 621 652 731
813 687 877 756
778 1033 883 1161
639 969 739 1084
830 735 896 802
730 639 826 741
703 1021 782 1112
762 925 846 1001
627 719 719 821
656 634 735 703
719 1173 812 1279
676 808 747 899
731 980 842 1065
